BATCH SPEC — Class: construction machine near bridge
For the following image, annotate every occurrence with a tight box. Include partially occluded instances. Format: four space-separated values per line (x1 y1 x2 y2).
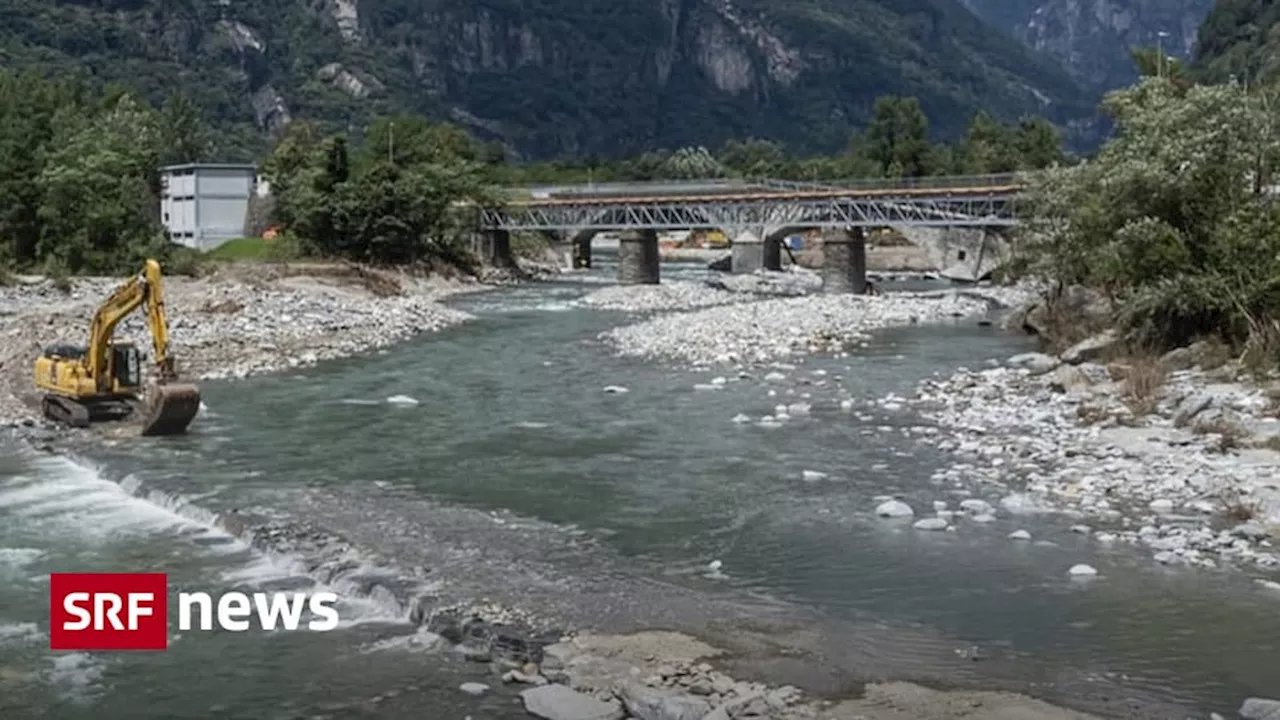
33 259 201 436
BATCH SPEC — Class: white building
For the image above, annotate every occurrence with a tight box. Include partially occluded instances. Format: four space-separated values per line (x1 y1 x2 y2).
159 163 258 251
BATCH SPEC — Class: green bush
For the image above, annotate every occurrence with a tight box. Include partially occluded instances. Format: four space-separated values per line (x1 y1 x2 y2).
1022 77 1280 360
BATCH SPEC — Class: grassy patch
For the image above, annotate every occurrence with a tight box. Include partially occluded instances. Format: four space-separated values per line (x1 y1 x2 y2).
1120 349 1167 416
1193 415 1249 453
1075 403 1111 426
1220 488 1263 523
205 237 272 261
204 235 304 264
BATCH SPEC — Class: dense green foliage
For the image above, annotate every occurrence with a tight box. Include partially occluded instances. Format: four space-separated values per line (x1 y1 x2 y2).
1192 0 1280 84
0 0 1095 159
0 70 211 275
1024 76 1280 360
262 116 493 268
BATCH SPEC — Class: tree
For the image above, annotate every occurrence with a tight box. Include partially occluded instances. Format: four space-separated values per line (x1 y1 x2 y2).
1024 77 1280 353
866 96 932 177
960 111 1013 173
0 71 69 267
156 93 212 166
35 93 165 273
717 139 788 177
1011 116 1064 170
262 114 493 267
662 147 726 179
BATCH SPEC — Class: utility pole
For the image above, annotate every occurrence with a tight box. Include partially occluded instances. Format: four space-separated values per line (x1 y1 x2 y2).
388 121 395 164
1156 31 1170 79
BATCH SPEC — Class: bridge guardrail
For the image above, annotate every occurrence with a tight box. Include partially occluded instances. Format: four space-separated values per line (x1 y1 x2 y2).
500 172 1035 200
751 172 1032 193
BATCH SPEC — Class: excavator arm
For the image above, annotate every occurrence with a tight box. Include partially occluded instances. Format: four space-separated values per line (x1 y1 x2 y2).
84 259 177 388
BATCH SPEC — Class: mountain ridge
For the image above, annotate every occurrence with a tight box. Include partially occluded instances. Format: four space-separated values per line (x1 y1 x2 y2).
0 0 1097 160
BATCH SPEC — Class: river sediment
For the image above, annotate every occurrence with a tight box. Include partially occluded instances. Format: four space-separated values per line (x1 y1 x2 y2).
3 265 1275 719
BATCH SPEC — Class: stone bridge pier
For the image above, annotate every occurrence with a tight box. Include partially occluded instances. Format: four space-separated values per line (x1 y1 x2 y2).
570 229 596 269
618 229 660 284
476 229 515 267
821 227 868 294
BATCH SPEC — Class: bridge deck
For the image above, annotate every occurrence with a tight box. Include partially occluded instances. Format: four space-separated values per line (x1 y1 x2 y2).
502 183 1022 207
483 175 1027 231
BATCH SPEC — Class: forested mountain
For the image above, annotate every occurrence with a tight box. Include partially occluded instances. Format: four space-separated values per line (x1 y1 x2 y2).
1191 0 1280 84
959 0 1213 92
0 0 1097 160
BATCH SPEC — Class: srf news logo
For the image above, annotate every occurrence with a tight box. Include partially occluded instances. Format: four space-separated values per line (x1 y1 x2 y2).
49 573 340 650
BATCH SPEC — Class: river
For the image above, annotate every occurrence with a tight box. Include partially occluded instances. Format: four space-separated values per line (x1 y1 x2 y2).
2 260 1278 719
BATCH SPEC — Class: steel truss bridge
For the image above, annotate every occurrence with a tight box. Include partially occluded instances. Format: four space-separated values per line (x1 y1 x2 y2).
479 174 1028 231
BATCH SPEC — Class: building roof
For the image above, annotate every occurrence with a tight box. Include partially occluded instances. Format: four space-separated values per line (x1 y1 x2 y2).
160 163 258 172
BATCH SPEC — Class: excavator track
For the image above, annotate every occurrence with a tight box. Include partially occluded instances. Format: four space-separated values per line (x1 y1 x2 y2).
137 382 201 436
42 395 91 428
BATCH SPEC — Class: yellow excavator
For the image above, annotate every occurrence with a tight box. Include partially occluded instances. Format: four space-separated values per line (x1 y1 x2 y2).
33 259 201 436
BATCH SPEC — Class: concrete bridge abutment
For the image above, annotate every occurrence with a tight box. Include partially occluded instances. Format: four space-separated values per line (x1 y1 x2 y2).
821 227 867 295
618 229 660 284
730 231 783 274
891 226 1011 282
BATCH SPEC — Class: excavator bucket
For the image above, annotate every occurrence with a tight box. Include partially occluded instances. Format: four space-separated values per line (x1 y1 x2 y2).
137 382 202 436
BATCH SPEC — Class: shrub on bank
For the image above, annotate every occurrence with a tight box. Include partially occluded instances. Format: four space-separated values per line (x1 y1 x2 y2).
1019 77 1280 366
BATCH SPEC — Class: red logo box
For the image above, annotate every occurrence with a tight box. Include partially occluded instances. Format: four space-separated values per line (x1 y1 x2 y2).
49 573 169 651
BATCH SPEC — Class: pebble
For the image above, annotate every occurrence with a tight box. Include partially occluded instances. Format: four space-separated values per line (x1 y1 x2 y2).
1008 529 1032 541
459 682 490 696
1068 564 1099 577
913 517 949 531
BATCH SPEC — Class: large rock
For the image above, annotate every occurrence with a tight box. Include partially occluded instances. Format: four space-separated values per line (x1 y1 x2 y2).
1005 352 1059 375
521 684 625 720
1007 284 1113 339
1172 391 1215 427
1046 364 1091 393
875 499 914 518
1061 329 1119 365
1240 697 1280 720
616 682 710 720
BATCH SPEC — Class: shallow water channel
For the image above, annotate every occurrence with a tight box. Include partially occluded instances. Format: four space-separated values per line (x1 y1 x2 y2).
2 261 1279 719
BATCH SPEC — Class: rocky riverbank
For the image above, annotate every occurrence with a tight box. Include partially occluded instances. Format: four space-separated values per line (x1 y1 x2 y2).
601 290 1005 367
894 336 1280 580
0 263 482 426
494 630 1111 720
577 270 832 313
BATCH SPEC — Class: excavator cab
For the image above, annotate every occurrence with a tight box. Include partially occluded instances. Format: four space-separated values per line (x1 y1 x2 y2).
107 341 143 390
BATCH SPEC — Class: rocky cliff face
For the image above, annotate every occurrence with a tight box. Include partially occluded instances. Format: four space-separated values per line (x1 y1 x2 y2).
0 0 1095 158
960 0 1214 91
